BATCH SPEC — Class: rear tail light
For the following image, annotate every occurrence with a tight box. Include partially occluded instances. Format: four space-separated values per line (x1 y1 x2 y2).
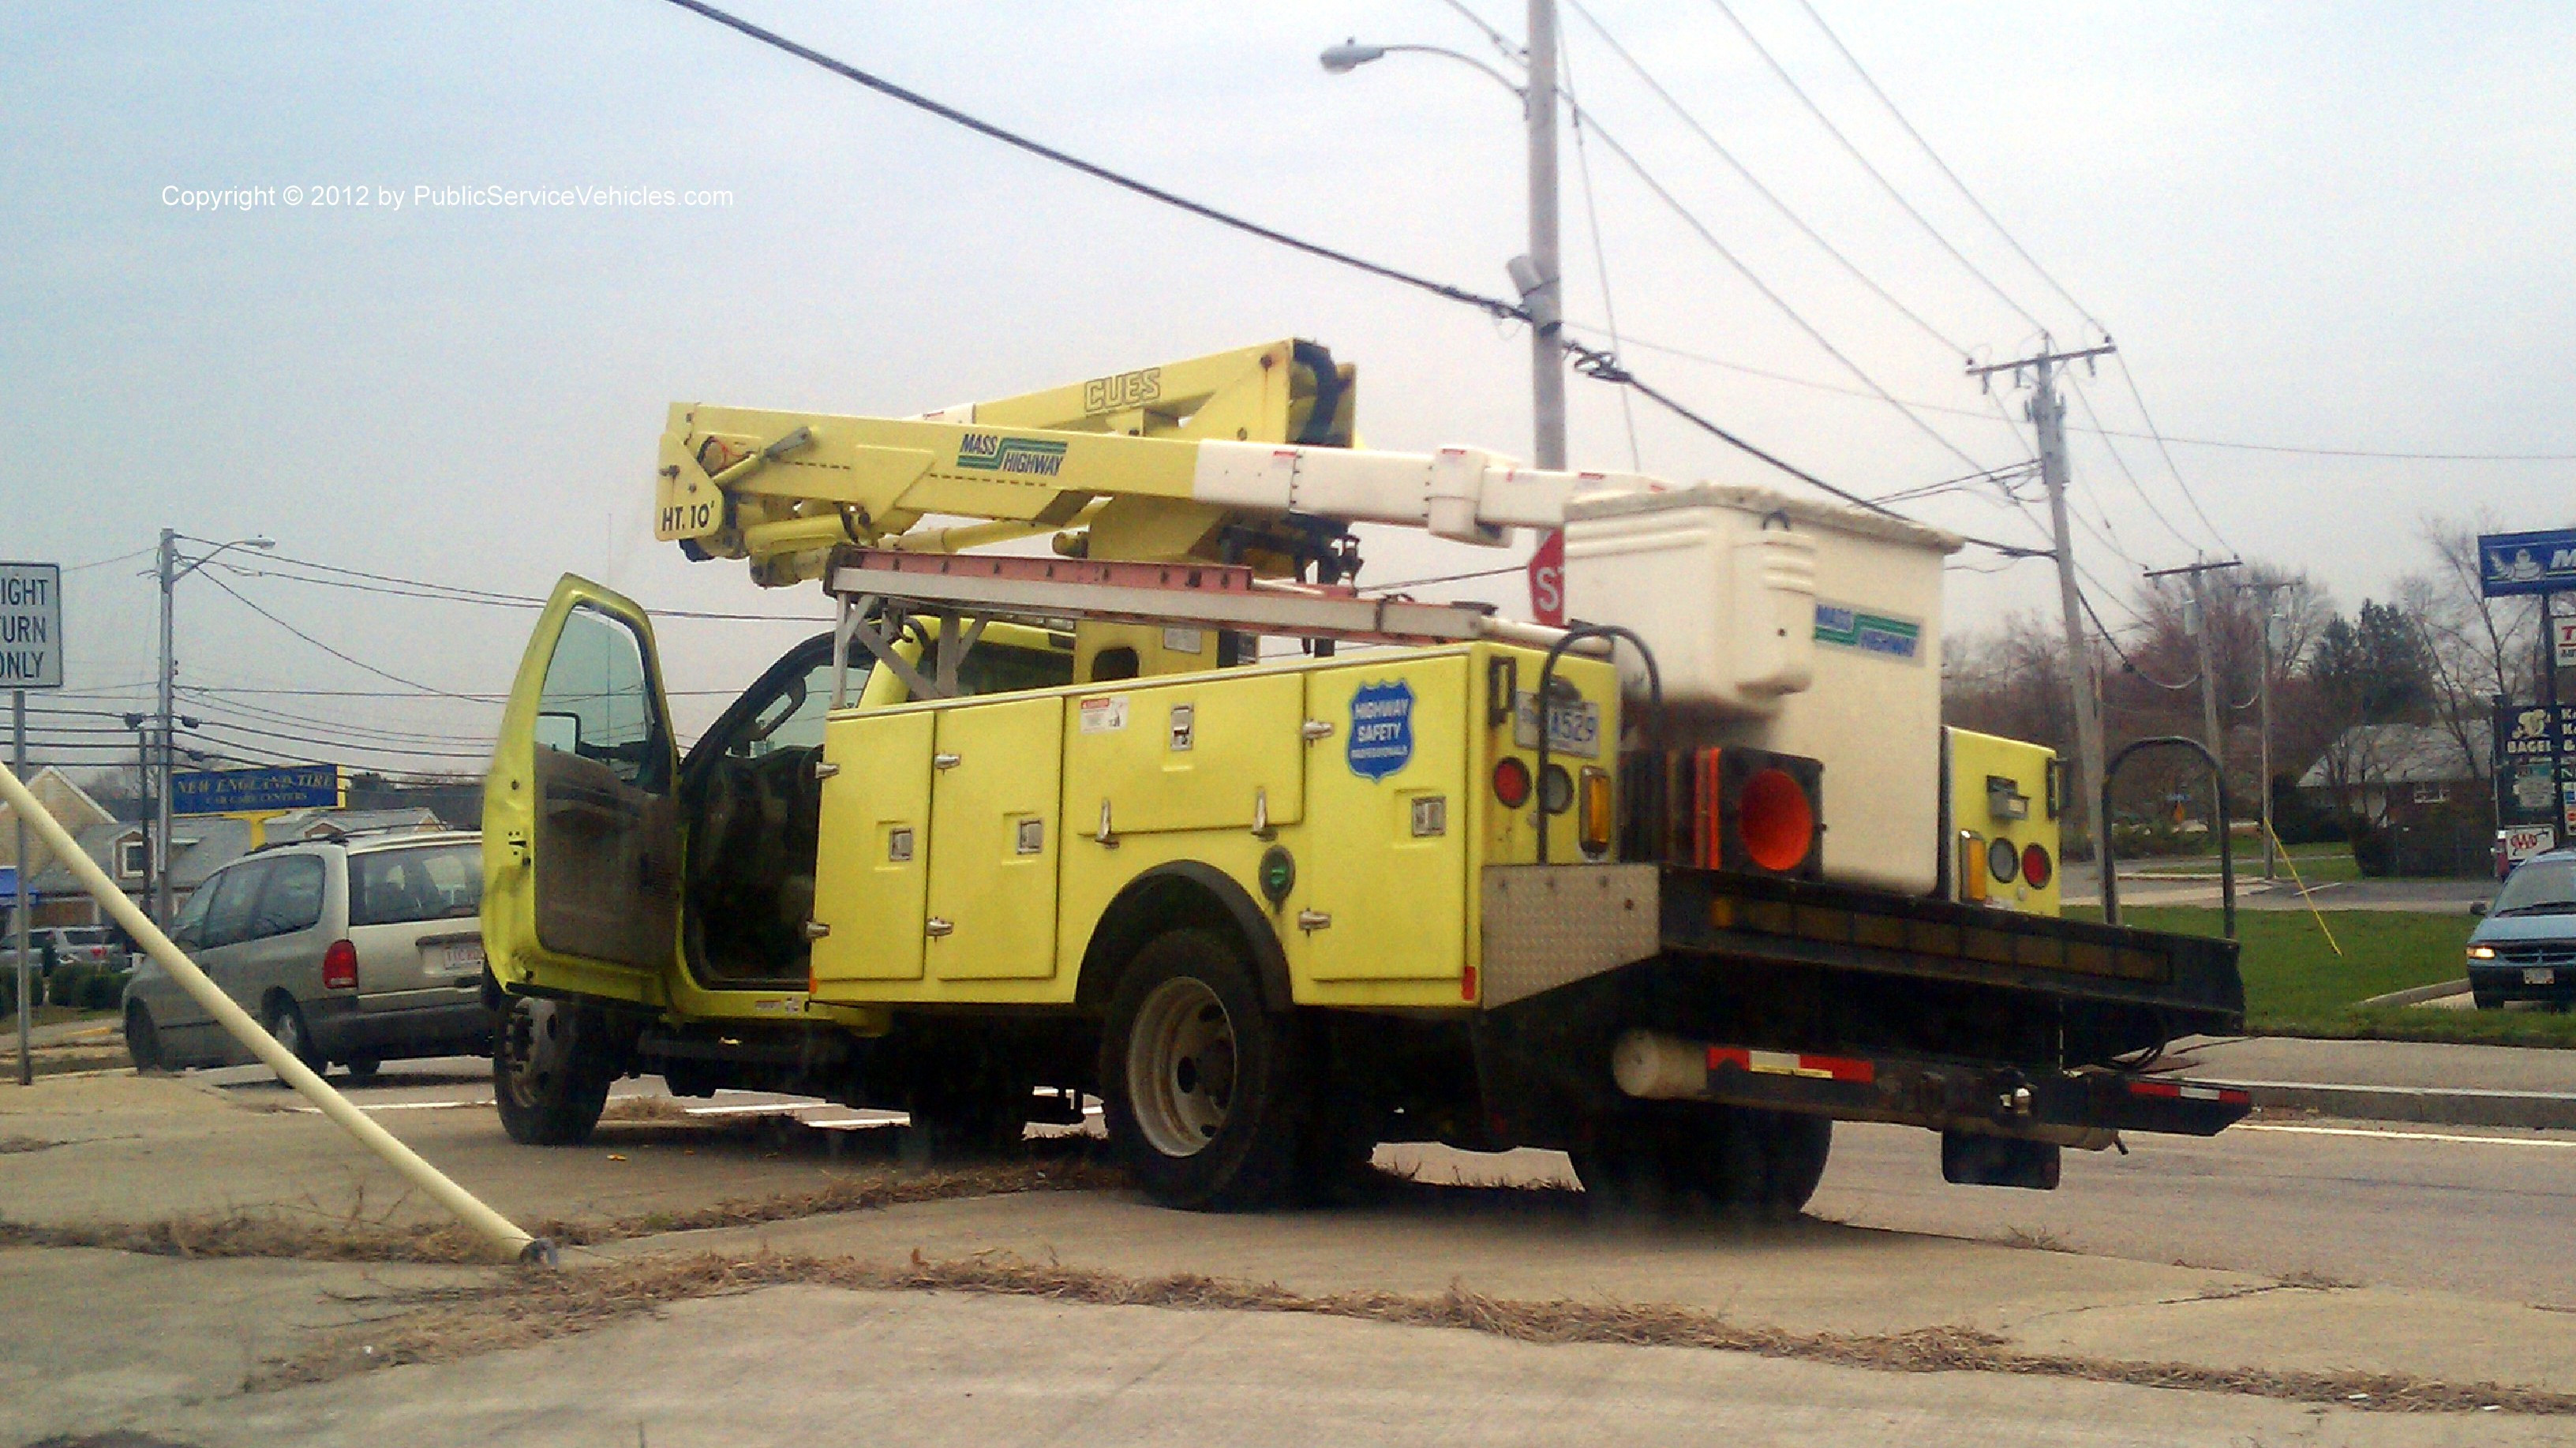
1578 768 1614 857
2021 842 2054 889
1958 833 1990 903
322 939 358 990
1683 747 1823 877
1492 756 1532 809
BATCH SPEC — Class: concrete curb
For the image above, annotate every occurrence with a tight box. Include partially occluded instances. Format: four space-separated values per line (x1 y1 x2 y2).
2200 1077 2576 1131
2357 978 2472 1008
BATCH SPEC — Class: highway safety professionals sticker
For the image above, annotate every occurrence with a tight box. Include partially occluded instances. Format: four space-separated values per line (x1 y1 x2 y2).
1347 680 1415 780
1078 695 1129 733
1814 602 1923 664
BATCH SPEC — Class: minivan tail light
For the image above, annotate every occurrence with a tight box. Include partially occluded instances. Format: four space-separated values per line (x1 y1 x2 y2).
322 939 358 990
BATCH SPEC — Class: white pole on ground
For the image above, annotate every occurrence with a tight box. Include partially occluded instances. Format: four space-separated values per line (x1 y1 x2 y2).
0 758 549 1265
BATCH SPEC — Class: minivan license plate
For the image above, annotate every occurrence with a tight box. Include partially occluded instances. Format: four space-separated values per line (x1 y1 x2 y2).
2525 967 2555 986
443 941 487 974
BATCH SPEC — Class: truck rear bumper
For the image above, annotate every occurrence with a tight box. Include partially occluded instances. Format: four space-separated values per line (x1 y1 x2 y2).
1609 1028 2252 1144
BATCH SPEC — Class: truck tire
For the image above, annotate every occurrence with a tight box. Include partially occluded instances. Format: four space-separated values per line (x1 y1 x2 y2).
493 997 616 1146
1573 1104 1831 1220
1099 928 1307 1210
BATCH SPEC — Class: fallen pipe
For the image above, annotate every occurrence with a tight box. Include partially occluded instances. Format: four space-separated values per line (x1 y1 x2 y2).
0 761 551 1266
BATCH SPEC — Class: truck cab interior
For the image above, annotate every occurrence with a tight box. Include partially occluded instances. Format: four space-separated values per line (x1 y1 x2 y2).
676 622 1076 990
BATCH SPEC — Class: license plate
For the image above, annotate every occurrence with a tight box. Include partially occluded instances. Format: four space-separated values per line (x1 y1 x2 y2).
1513 692 1601 758
2525 967 2555 986
441 941 487 975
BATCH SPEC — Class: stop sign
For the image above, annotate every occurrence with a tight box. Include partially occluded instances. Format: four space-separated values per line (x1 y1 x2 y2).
1527 529 1565 627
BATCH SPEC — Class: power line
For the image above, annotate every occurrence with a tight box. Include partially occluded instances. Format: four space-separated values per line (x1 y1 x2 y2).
2111 351 2233 552
1791 0 2102 334
2064 373 2200 552
658 0 1524 323
1702 0 2046 335
1558 31 1641 470
662 0 2035 555
197 571 492 701
1564 0 1969 361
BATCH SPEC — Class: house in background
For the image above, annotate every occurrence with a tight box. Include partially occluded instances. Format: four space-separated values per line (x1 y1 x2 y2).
0 768 118 930
2297 722 2489 828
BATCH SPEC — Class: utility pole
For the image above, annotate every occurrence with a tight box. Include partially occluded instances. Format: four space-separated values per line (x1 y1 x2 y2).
154 528 177 927
2241 578 2292 879
1519 0 1566 470
1969 341 2116 902
2145 556 2243 844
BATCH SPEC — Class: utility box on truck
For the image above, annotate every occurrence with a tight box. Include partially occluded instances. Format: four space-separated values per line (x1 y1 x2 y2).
1563 481 1955 895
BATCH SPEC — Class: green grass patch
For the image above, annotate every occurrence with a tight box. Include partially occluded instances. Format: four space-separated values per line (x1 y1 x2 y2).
2064 904 2576 1047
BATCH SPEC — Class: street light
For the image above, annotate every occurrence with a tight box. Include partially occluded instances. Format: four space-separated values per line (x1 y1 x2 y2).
1320 2 1566 472
152 531 274 924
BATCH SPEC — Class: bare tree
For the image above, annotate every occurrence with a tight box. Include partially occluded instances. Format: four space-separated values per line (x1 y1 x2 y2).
2403 514 2548 781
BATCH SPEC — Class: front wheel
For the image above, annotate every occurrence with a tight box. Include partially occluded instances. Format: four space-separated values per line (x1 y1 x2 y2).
493 997 617 1146
1099 930 1306 1211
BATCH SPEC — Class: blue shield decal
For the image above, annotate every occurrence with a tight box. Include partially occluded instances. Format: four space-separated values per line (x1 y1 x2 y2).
1346 680 1415 780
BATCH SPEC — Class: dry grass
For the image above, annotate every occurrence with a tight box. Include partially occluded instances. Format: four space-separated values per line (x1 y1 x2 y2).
248 1248 2576 1415
0 1156 1128 1265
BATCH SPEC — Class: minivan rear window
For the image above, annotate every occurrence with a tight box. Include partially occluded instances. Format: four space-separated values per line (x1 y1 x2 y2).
350 844 484 926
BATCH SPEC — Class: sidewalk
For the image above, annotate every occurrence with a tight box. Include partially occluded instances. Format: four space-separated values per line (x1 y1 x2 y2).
2179 1035 2576 1128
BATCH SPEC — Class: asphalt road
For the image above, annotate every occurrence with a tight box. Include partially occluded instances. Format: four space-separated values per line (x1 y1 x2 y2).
203 1056 2576 1308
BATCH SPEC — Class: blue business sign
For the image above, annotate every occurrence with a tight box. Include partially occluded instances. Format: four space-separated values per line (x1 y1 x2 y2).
1346 680 1415 781
2478 529 2576 597
171 764 343 816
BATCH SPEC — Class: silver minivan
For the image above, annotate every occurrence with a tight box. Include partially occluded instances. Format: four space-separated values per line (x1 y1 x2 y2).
122 831 492 1079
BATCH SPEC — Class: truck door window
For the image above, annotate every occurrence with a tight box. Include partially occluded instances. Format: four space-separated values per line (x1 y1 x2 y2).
540 606 669 792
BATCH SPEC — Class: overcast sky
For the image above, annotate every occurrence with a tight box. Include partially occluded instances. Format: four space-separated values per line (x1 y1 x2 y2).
4 2 2570 776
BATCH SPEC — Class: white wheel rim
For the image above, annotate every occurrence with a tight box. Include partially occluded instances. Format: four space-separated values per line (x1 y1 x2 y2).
500 1000 568 1108
1126 977 1237 1159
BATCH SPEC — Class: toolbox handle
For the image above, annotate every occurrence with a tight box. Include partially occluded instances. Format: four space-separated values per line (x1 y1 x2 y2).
1534 623 1663 866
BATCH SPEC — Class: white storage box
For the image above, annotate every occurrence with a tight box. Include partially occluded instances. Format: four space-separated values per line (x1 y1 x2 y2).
1563 482 1960 894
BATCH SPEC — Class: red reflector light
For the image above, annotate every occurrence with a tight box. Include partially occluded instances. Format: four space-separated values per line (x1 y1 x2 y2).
1492 756 1532 809
322 939 358 990
2022 843 2054 889
1737 768 1815 873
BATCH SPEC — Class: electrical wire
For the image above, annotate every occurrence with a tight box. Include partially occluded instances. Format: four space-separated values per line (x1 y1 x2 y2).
197 571 491 701
1704 0 2046 335
1791 0 2101 335
2065 373 2198 552
658 0 1526 324
2112 352 2233 553
1559 32 1642 470
2078 587 2196 690
661 0 2045 556
1360 563 1524 594
1564 0 1970 361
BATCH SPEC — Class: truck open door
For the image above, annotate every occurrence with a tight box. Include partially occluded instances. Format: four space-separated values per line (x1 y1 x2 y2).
483 576 683 1008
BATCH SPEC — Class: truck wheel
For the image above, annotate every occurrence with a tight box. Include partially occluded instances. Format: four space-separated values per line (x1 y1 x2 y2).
125 1004 164 1072
493 997 616 1146
1718 1109 1832 1218
264 997 325 1077
1574 1105 1831 1220
1099 929 1306 1210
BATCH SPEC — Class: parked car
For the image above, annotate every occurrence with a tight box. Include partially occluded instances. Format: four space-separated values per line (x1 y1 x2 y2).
0 924 118 975
122 831 492 1077
2467 847 2576 1010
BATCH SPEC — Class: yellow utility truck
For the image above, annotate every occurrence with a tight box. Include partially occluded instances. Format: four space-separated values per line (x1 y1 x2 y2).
482 341 2245 1212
